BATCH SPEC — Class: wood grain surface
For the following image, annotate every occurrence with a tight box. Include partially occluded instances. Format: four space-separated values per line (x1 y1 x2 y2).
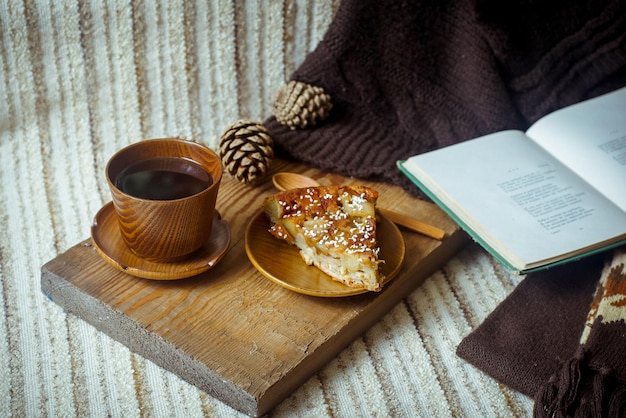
41 159 468 417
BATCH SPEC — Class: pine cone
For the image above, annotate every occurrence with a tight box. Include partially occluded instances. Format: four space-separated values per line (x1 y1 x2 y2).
218 121 274 184
273 80 333 130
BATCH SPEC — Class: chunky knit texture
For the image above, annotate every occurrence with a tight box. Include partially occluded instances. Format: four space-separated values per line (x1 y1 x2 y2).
533 251 626 417
458 249 626 417
266 0 626 195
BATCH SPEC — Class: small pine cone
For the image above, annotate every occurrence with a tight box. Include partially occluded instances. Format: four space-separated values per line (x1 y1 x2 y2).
273 80 333 130
218 120 274 184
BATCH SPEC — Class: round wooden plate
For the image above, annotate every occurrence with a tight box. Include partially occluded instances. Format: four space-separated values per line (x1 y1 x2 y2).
245 210 405 297
91 202 231 280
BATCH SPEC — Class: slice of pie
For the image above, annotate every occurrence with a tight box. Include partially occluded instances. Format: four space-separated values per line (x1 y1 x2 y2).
263 185 384 292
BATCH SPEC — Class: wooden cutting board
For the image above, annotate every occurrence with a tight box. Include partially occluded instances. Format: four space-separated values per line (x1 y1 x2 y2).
41 159 467 417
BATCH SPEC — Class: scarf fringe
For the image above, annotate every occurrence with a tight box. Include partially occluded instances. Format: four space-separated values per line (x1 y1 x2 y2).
533 349 626 417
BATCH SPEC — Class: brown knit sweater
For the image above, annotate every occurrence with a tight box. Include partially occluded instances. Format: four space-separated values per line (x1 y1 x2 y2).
265 0 626 195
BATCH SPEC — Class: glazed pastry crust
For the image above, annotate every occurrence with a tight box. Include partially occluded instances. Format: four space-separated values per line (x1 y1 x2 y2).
263 185 384 291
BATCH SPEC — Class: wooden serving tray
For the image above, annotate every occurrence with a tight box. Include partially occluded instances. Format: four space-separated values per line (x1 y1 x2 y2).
41 159 467 417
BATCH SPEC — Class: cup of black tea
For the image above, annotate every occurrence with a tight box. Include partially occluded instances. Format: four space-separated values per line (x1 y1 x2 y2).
106 138 223 261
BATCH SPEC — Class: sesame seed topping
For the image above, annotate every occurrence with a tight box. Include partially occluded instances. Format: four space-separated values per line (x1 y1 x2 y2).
267 185 380 258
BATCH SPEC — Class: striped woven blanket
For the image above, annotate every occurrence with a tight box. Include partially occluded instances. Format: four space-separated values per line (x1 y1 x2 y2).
2 1 624 416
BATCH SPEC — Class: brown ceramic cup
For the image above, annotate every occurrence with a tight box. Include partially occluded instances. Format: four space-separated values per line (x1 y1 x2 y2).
106 138 222 262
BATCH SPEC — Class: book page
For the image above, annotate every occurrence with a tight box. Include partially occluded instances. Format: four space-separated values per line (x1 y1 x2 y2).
526 87 626 210
402 131 626 269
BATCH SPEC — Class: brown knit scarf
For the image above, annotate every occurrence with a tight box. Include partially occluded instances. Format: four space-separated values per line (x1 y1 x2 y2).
456 249 626 417
534 250 626 417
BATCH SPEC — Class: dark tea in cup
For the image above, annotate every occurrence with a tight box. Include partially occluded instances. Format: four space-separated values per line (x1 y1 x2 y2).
115 157 212 201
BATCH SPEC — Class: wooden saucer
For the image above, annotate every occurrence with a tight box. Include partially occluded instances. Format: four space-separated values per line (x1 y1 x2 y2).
245 210 405 297
91 202 231 280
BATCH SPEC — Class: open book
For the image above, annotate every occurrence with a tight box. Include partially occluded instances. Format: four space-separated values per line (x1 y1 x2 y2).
398 87 626 274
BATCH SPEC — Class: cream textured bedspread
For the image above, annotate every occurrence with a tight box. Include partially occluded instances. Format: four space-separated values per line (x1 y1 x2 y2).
0 1 532 416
